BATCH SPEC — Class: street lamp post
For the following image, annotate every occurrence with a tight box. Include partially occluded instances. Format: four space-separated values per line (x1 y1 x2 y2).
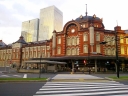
115 28 119 78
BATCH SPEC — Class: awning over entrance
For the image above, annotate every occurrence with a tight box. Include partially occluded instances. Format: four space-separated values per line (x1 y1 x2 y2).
30 56 125 61
24 60 67 65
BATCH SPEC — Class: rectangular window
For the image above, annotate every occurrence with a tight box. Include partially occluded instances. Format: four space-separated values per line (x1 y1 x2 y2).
96 33 100 41
83 33 88 41
57 47 61 54
16 53 18 59
33 52 36 58
126 38 128 44
127 47 128 55
42 52 45 57
38 52 40 58
120 36 124 43
38 46 40 51
22 53 24 59
47 46 50 50
96 45 100 53
121 46 124 54
57 36 61 44
47 52 50 57
83 45 88 53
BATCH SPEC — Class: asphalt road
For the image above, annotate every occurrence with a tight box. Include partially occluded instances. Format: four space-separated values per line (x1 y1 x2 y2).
0 81 128 96
0 82 46 96
0 70 128 96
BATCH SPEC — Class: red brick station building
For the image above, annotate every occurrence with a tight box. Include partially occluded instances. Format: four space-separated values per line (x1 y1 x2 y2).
0 13 128 73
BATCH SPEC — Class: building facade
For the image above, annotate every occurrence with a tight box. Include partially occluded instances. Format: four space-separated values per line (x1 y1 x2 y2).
38 5 63 41
1 13 128 73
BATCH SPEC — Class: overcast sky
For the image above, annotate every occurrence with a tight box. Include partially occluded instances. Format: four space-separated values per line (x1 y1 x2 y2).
0 0 128 44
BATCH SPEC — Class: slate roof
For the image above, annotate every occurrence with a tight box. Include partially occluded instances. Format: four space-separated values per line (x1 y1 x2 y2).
75 15 101 22
15 36 27 44
0 40 6 47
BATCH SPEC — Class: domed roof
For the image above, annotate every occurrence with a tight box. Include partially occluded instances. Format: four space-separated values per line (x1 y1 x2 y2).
75 14 101 22
74 14 104 28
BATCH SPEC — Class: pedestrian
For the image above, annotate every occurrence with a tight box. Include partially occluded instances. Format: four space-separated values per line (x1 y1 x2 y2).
89 67 91 74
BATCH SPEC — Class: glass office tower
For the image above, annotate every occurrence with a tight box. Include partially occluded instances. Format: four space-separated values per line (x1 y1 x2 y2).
21 18 39 42
38 5 63 41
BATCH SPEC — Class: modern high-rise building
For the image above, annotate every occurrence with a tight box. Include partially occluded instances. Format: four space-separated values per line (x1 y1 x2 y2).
38 5 63 41
21 18 39 42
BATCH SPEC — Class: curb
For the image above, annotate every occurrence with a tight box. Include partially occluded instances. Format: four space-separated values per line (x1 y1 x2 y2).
0 78 51 83
0 80 47 83
105 77 114 81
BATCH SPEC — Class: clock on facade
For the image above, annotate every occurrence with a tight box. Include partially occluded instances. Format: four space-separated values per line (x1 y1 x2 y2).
71 29 75 33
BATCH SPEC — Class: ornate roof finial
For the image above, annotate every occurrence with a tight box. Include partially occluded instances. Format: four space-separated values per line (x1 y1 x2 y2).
100 18 103 22
85 4 88 16
79 15 83 19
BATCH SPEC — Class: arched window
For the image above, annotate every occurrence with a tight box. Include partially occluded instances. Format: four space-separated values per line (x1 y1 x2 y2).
69 38 71 45
66 48 71 55
111 48 115 55
74 37 77 45
72 37 75 45
76 48 79 55
108 48 111 55
107 37 111 45
71 48 76 55
105 48 108 55
76 37 79 45
66 37 70 45
111 37 115 45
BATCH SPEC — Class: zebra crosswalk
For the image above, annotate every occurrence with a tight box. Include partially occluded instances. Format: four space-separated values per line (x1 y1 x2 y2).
33 81 128 96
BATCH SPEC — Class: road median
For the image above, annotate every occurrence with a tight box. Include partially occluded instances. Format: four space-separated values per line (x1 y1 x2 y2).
0 78 48 82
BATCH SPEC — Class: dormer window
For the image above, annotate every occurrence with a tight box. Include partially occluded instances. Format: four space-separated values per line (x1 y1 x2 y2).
83 24 86 28
93 14 96 18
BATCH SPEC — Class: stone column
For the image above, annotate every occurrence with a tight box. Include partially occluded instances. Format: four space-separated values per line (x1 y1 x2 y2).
72 61 74 73
95 59 97 72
